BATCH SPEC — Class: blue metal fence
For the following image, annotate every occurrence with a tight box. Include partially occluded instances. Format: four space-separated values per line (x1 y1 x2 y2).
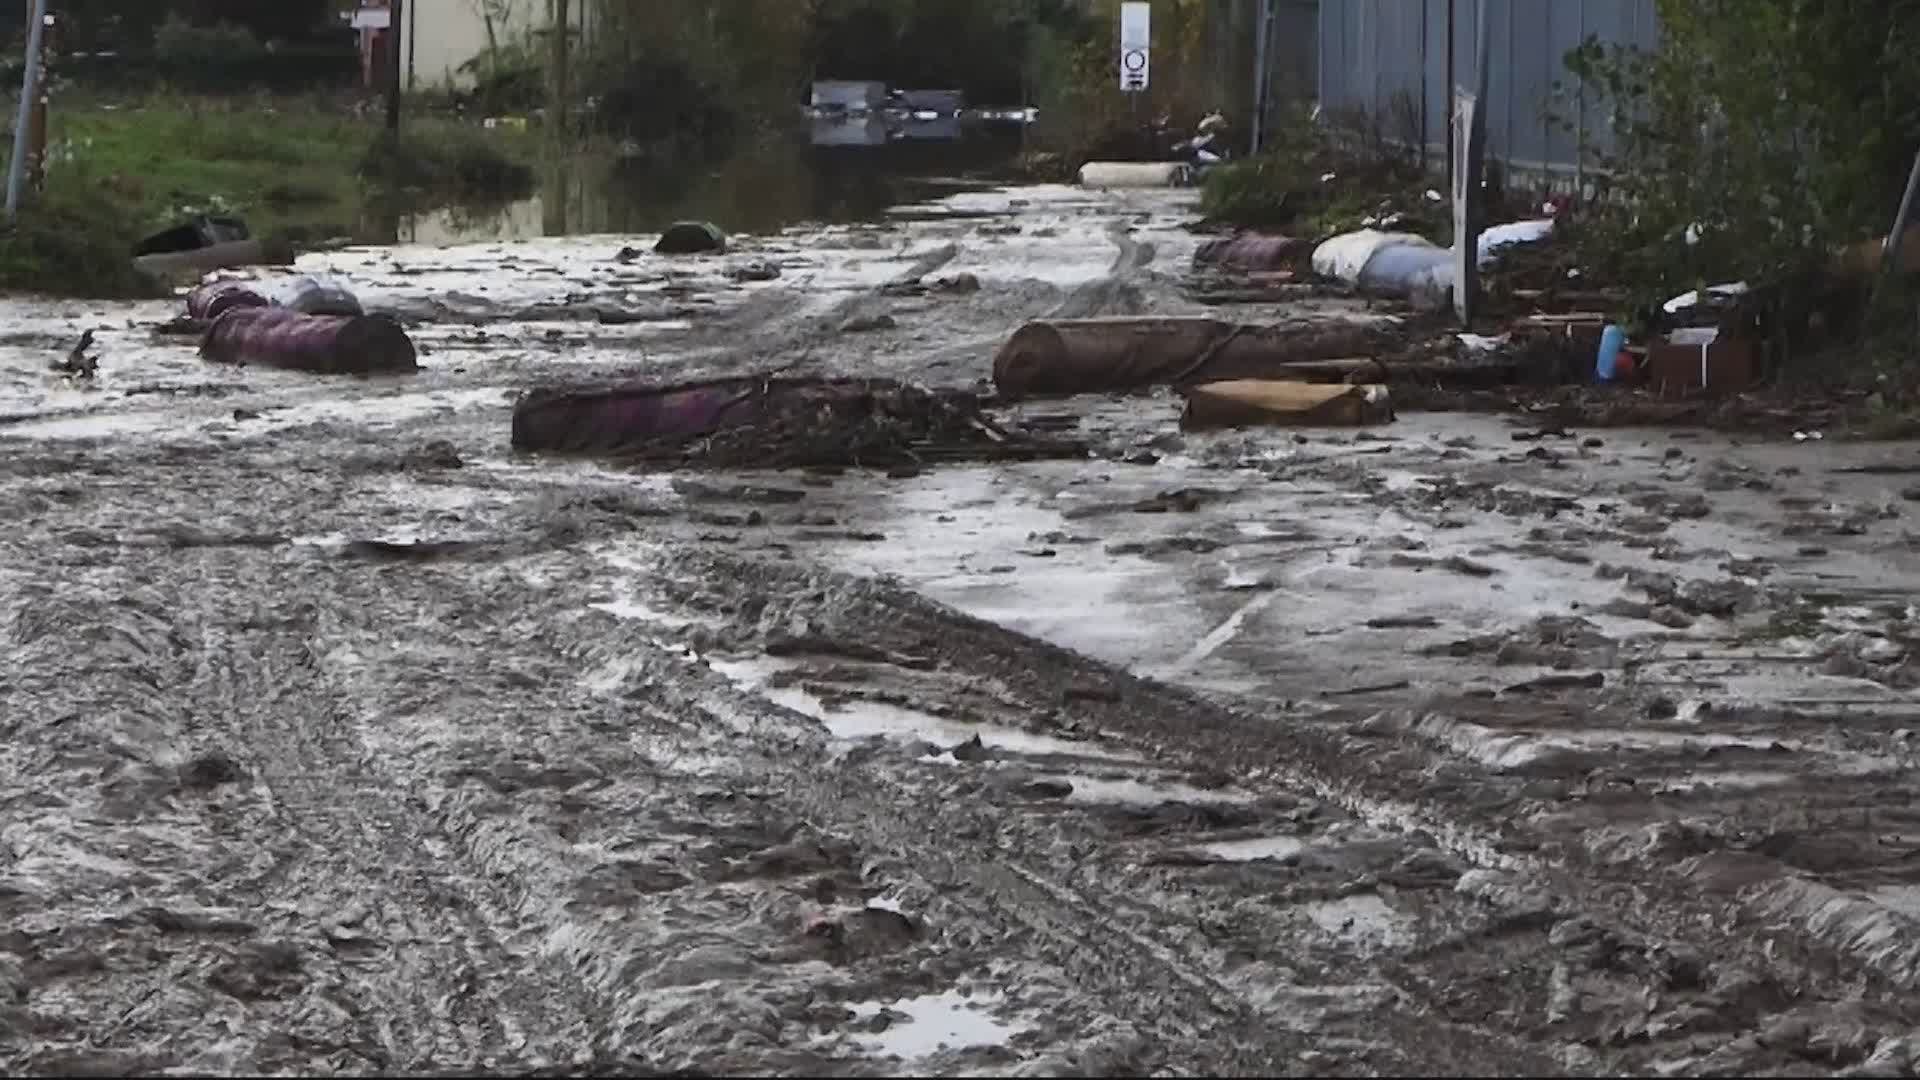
1316 0 1660 178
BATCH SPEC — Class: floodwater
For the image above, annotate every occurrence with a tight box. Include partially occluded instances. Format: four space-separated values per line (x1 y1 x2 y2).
4 164 1920 1076
400 130 1031 246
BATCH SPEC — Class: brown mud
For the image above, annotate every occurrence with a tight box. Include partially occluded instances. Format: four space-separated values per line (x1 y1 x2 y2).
3 183 1919 1076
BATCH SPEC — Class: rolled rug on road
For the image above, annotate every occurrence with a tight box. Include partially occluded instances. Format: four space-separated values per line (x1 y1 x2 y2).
991 316 1396 398
513 378 762 457
1192 233 1312 272
184 281 270 322
200 307 419 376
511 375 1085 468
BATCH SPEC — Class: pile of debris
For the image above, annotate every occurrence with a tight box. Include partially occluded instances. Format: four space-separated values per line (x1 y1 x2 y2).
511 375 1087 470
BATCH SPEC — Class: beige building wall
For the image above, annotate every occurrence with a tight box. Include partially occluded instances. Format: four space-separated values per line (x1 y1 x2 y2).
400 0 545 90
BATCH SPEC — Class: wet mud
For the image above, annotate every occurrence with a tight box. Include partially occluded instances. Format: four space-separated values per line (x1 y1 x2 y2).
4 182 1920 1076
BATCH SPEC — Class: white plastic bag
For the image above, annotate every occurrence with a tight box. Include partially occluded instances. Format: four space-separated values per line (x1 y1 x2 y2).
265 274 364 317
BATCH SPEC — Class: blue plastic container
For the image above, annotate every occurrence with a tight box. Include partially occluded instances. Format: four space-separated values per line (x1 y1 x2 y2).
1595 324 1627 381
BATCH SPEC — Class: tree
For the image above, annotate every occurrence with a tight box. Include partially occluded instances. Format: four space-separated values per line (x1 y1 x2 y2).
1567 0 1920 315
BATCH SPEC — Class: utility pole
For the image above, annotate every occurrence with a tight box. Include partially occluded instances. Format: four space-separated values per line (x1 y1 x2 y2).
24 6 51 193
5 0 50 220
387 0 405 136
1249 0 1273 154
551 0 571 137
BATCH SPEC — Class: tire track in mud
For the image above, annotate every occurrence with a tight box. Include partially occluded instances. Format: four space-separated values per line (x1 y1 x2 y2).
625 551 1598 1076
1 477 1531 1074
0 516 1318 1071
296 556 1308 1076
641 547 1920 1075
0 571 597 1074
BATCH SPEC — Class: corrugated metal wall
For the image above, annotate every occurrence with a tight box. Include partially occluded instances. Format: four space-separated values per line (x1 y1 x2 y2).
1212 0 1318 128
1315 0 1659 177
1260 0 1321 110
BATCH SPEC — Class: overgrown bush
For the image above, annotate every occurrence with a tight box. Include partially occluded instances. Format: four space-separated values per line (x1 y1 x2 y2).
1561 0 1920 330
358 128 536 204
0 175 161 298
1028 0 1221 166
1199 109 1438 238
152 14 262 63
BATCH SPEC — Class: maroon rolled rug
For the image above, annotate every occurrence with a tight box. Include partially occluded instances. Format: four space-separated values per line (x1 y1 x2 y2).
200 307 418 376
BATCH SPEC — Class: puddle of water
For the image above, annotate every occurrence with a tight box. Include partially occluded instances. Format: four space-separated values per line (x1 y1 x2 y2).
1648 770 1795 793
1197 835 1307 862
402 136 1028 245
1063 775 1252 807
828 469 1215 671
848 990 1028 1060
291 525 430 549
704 655 1130 761
1869 885 1920 921
1303 894 1413 949
588 596 697 629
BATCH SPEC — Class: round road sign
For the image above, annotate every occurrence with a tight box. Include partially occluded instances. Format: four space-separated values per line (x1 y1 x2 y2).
1122 49 1147 72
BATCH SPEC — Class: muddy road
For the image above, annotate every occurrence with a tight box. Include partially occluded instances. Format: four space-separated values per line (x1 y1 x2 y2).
5 184 1920 1076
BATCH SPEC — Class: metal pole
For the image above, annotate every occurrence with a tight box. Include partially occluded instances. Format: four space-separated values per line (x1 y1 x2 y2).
407 0 417 92
1444 0 1456 194
1418 0 1429 163
1474 0 1491 105
387 0 405 135
1249 0 1272 153
552 0 571 137
1880 149 1920 276
24 7 50 193
6 0 49 219
1870 148 1920 313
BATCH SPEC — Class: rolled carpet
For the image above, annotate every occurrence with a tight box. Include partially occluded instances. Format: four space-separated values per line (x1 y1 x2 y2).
185 281 270 322
200 307 419 376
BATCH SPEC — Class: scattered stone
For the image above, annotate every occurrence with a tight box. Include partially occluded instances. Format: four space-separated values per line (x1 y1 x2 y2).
1023 779 1074 799
654 221 727 255
932 272 981 293
178 751 244 790
951 734 991 762
1649 606 1695 629
840 313 897 333
406 439 465 470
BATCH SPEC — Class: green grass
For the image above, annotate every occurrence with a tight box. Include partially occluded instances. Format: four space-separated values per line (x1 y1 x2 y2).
0 94 537 297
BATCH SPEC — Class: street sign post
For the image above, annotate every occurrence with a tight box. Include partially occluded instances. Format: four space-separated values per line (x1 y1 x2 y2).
1119 2 1150 93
